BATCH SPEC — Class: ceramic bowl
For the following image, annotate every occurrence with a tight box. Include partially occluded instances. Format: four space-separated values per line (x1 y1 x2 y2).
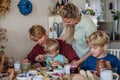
16 73 32 80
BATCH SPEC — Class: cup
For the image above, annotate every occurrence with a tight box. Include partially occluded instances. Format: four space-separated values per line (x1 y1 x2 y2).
100 70 112 80
21 63 31 73
14 61 21 72
70 65 78 74
64 64 70 74
113 73 119 80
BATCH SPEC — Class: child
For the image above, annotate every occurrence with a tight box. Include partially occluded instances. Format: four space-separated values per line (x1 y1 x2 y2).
44 38 69 69
0 51 15 80
80 30 120 74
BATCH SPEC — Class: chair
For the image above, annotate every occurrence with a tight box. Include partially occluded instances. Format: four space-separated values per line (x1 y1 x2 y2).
105 49 120 60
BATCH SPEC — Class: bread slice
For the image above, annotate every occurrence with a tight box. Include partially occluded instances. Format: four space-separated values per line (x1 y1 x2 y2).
79 70 88 79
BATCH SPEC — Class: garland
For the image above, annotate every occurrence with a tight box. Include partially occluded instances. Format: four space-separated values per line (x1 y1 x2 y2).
0 0 11 16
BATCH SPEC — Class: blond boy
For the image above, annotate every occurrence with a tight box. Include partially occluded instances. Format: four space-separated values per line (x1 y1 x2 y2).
80 30 120 75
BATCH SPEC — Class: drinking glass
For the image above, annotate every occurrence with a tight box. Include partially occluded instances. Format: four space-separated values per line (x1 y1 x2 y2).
21 63 31 73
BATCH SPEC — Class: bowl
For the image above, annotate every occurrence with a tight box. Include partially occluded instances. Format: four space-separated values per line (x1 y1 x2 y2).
27 70 38 76
16 73 32 80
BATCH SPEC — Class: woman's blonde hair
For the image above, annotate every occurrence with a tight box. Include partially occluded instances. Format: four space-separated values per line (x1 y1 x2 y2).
63 26 75 44
44 38 59 54
60 3 80 44
87 30 109 47
60 3 80 18
29 25 46 41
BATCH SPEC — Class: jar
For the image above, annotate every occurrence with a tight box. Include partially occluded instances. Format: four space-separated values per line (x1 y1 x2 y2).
96 59 107 76
14 61 21 72
70 65 78 74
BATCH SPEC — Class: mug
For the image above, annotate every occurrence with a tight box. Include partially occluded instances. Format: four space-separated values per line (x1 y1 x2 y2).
64 64 70 74
100 70 112 80
21 63 31 73
33 75 43 80
100 70 119 80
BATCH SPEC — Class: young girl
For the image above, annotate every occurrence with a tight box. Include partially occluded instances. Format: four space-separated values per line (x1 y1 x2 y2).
44 38 69 69
0 51 15 80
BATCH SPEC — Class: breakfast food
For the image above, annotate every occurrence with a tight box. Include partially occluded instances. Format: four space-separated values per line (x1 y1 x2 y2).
79 70 99 80
96 59 108 75
96 59 107 69
72 74 87 80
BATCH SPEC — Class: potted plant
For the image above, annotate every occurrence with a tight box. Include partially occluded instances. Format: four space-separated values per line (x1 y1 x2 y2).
111 11 120 40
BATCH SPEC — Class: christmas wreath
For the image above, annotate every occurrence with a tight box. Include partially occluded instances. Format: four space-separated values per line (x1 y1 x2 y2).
0 0 11 16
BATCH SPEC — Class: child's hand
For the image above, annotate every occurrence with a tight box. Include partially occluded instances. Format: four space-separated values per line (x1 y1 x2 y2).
105 61 111 69
8 69 16 80
50 60 63 68
35 54 44 61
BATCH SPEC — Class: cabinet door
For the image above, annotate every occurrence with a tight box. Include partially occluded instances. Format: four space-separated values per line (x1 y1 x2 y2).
71 0 86 9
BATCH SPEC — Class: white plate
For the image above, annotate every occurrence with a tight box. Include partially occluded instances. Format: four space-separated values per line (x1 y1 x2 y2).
27 70 38 76
16 73 32 80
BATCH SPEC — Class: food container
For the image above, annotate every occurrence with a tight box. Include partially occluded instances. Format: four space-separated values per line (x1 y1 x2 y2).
16 73 32 80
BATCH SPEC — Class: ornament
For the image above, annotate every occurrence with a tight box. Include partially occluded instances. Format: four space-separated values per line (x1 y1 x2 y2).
17 0 32 16
0 0 11 16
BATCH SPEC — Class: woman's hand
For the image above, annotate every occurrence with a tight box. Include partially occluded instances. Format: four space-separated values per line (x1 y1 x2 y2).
22 58 31 63
70 60 80 67
35 54 44 61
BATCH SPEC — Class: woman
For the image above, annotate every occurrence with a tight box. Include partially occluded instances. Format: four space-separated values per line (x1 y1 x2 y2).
23 25 79 65
60 3 97 59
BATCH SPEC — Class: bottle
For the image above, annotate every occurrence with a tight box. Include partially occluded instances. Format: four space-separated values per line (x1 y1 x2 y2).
70 65 78 74
56 0 60 13
14 61 21 72
60 0 65 9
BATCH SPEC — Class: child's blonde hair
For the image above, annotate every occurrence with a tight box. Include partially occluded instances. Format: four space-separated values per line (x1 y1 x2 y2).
44 38 60 54
29 25 46 41
87 30 109 47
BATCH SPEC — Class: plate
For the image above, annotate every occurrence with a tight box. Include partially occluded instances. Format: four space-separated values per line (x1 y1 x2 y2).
27 70 38 76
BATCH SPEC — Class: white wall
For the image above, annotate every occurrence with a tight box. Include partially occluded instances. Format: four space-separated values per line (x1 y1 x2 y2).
0 0 55 61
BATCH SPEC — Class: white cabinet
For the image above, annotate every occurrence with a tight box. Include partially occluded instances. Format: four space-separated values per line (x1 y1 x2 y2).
48 15 64 38
70 0 86 9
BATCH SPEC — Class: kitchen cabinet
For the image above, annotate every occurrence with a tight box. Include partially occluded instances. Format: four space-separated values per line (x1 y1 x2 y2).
48 15 64 38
